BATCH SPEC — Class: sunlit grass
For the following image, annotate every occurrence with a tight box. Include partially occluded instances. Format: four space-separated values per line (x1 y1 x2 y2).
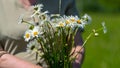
81 13 120 68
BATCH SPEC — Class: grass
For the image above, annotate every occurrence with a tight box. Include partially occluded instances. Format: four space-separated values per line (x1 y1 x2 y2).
80 12 120 68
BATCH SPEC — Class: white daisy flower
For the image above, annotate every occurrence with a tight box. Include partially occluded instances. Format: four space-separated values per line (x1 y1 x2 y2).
66 16 76 23
18 14 24 24
81 14 92 24
24 30 32 42
65 19 71 25
69 17 76 23
34 4 43 11
75 16 81 24
26 39 42 53
64 16 83 28
31 26 40 38
77 23 85 28
31 4 43 17
38 12 50 24
57 21 65 27
79 19 86 27
63 16 74 27
72 16 85 28
102 22 107 34
51 17 65 27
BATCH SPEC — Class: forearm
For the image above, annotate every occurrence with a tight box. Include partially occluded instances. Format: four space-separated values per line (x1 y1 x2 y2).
0 53 42 68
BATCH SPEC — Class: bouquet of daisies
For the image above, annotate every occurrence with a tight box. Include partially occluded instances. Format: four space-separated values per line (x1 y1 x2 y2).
19 4 106 68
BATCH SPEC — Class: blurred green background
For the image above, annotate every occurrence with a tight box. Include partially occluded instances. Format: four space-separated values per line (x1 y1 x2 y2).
76 0 120 68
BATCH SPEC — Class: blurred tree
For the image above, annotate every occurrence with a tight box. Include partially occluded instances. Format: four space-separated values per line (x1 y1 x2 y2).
98 0 120 12
76 0 120 13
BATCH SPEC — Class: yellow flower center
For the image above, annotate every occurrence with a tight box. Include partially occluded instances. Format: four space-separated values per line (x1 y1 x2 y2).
65 20 70 24
41 15 46 20
70 18 75 22
77 20 81 24
59 22 64 27
33 31 38 36
26 33 30 38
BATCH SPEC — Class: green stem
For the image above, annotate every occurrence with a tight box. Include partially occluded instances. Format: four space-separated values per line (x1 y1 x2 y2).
96 27 103 32
23 20 34 26
74 27 104 58
73 32 93 60
80 32 93 51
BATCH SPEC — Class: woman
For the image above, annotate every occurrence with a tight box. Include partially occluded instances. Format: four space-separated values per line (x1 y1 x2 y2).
0 0 84 68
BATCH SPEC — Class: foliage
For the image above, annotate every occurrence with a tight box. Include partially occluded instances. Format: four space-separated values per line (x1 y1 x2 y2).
76 0 120 12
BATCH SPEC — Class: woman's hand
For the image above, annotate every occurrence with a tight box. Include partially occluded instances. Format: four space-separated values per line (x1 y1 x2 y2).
20 0 36 9
70 46 85 68
0 52 42 68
